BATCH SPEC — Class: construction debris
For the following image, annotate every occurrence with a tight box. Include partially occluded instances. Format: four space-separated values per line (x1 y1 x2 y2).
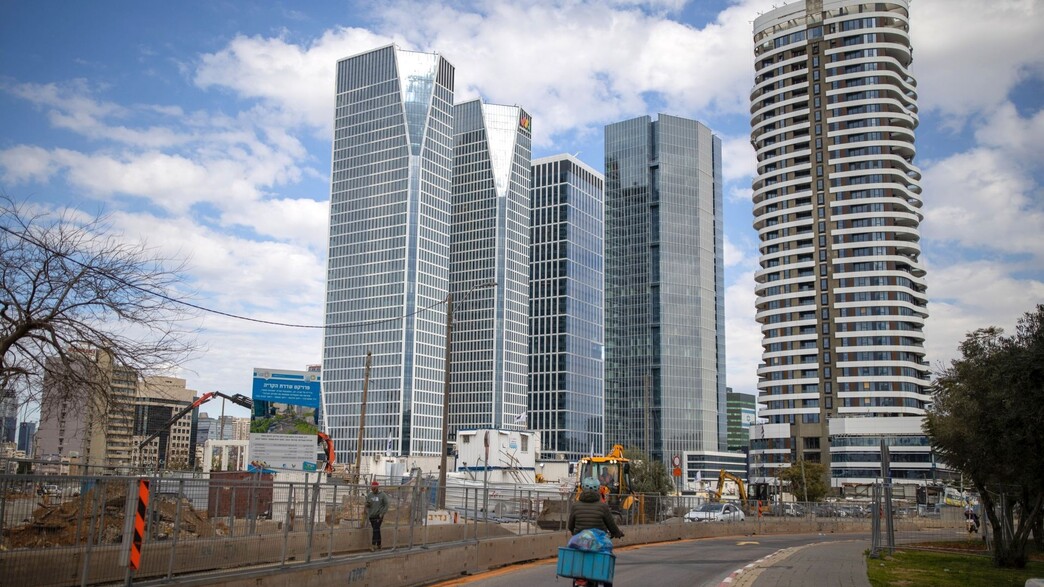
3 482 214 549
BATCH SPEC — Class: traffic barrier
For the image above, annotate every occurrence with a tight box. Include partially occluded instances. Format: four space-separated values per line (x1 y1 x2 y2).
129 479 150 570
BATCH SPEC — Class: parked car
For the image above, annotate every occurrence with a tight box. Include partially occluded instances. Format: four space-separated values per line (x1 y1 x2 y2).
42 484 61 497
684 502 745 522
813 504 843 518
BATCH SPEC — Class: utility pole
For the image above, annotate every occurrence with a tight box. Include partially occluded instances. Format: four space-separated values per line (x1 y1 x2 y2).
643 371 652 456
437 293 454 510
354 351 372 484
438 281 496 510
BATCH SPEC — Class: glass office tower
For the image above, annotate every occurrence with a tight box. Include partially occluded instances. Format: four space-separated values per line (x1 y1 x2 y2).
603 114 726 464
323 45 456 458
529 154 605 462
749 0 936 487
448 100 532 434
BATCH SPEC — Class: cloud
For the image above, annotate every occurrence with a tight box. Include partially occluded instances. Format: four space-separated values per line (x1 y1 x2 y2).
0 145 57 184
973 101 1044 167
3 80 191 149
372 0 773 147
911 0 1044 124
219 197 330 252
190 1 777 149
919 107 1044 258
720 135 756 182
108 210 326 316
923 261 1044 372
723 236 747 268
194 27 398 132
724 269 761 394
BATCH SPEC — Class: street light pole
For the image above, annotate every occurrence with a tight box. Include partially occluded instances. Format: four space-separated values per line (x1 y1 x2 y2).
437 280 496 510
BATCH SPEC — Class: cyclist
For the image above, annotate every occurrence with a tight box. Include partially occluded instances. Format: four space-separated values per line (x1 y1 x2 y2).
568 477 625 540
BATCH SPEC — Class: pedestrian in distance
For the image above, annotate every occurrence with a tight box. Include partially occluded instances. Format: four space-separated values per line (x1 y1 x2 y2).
965 506 980 533
365 480 389 551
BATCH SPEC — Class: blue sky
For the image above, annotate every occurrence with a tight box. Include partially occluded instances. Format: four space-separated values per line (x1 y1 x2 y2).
2 0 1042 422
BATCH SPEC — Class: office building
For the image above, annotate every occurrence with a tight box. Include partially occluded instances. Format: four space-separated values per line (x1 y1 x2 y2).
133 376 199 470
35 350 205 473
448 100 532 433
529 154 605 462
726 390 757 453
603 114 727 471
749 0 935 488
36 349 138 473
323 45 456 458
18 421 36 457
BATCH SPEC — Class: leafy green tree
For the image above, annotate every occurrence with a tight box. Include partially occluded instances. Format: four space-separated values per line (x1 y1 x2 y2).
622 447 674 495
621 448 675 521
925 305 1044 568
779 460 828 502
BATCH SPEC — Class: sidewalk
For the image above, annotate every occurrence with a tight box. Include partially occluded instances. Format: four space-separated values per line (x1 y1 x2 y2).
726 539 872 587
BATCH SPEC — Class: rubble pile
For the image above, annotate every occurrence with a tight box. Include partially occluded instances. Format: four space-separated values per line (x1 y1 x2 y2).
3 483 215 549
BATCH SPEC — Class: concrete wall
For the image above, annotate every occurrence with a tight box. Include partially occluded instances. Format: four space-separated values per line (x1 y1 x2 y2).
135 518 876 587
7 517 943 587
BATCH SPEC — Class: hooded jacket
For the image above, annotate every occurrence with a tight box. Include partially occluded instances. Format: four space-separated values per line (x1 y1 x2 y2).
568 489 624 537
365 488 389 519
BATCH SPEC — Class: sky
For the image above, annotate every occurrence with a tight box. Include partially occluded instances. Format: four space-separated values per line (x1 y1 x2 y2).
1 0 1042 423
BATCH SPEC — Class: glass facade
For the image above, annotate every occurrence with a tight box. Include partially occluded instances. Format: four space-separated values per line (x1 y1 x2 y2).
603 114 726 464
529 154 605 462
323 45 456 458
726 390 757 452
750 1 934 486
449 101 532 433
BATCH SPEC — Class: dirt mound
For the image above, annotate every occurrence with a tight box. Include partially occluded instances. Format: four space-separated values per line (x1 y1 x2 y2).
3 483 215 549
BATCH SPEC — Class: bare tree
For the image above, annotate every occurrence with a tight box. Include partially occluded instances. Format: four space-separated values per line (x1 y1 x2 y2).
0 195 199 414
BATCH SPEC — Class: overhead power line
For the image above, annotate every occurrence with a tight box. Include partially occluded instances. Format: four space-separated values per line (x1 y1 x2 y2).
1 223 487 331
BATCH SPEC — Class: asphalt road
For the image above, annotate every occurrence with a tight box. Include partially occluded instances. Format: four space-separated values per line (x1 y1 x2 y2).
428 532 869 587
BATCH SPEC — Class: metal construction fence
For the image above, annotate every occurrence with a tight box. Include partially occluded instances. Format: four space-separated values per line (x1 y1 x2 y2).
0 473 968 586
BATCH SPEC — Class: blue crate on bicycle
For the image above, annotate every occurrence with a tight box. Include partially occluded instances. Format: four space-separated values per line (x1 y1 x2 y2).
556 547 615 582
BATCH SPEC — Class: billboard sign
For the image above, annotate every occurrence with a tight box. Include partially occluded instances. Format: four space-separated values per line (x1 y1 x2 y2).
249 434 318 472
249 367 322 473
252 369 321 408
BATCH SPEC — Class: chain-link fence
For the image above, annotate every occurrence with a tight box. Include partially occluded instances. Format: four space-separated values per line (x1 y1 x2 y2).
3 473 613 586
2 473 457 586
3 473 940 587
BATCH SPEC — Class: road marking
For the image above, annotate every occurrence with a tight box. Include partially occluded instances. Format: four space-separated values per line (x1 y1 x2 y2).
736 541 760 545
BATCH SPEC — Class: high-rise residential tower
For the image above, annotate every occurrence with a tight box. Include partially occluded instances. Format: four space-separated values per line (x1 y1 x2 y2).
604 114 729 478
749 0 935 488
529 154 605 462
322 45 456 459
36 349 137 473
448 100 532 433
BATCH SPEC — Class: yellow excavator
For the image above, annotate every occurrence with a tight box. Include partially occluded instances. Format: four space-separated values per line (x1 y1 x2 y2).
536 444 636 529
710 470 748 503
711 469 758 515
